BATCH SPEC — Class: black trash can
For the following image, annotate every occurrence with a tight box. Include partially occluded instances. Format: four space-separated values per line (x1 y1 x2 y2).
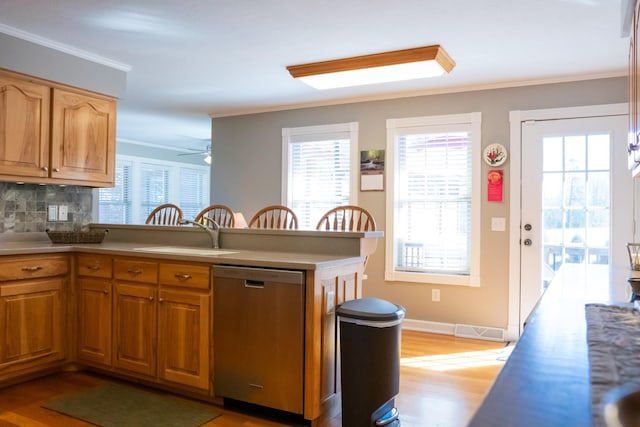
337 297 406 427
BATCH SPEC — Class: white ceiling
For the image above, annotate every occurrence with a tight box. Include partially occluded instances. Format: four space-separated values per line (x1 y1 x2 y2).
0 0 630 151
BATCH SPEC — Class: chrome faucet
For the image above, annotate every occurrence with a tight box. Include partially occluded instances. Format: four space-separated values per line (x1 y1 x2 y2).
179 218 220 249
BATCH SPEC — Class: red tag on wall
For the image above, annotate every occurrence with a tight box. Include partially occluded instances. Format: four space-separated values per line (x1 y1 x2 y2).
487 170 503 202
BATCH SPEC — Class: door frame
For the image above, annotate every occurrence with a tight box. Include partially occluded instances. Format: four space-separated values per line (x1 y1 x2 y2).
507 103 627 340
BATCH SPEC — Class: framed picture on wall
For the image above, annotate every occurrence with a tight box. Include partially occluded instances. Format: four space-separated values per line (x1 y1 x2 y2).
360 149 385 191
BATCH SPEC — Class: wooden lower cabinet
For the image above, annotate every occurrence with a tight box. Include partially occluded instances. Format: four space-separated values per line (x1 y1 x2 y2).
303 264 363 423
77 255 212 392
158 288 210 390
0 254 68 378
113 281 157 377
77 277 112 366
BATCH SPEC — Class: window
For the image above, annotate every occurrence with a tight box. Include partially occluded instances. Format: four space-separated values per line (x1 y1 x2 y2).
140 163 171 223
282 122 359 229
180 167 210 219
386 113 481 286
97 155 210 224
98 159 132 224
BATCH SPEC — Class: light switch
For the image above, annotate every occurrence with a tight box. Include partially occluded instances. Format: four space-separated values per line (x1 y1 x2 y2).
58 205 68 221
491 217 506 232
48 205 57 221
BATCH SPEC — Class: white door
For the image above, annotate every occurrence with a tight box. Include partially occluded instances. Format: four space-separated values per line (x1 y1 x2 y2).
520 114 632 327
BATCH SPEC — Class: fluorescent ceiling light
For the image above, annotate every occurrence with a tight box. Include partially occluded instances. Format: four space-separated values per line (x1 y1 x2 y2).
287 45 455 90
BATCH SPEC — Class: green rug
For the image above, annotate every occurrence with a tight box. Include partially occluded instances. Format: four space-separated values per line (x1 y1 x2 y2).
42 381 221 427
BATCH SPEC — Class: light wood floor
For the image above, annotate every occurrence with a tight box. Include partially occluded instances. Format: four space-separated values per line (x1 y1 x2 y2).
0 330 506 427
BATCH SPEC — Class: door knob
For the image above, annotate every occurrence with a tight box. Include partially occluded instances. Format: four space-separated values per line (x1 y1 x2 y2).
524 224 532 231
523 238 532 246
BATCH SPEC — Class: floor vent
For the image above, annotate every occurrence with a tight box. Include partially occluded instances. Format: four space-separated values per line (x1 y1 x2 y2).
454 324 505 342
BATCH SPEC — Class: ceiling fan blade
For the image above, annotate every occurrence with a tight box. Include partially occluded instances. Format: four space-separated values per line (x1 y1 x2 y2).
177 151 207 156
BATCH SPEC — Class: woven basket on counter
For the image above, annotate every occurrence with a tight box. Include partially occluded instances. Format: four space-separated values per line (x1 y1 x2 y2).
46 229 108 244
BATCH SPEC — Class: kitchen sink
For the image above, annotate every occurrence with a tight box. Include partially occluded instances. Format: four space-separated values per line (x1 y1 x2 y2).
133 246 238 256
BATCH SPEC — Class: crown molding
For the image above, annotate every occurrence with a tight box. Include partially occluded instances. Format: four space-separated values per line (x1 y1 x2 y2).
0 23 131 72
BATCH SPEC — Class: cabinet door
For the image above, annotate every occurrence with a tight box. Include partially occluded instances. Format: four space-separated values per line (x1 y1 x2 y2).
77 277 112 366
113 281 156 377
50 88 116 184
0 71 50 178
158 288 210 390
0 278 65 368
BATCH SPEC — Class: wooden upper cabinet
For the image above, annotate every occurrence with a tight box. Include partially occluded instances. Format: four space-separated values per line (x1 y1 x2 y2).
51 88 116 185
0 69 117 187
0 71 50 178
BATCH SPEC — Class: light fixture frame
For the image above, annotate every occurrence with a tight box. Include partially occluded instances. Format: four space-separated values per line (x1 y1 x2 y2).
287 45 455 89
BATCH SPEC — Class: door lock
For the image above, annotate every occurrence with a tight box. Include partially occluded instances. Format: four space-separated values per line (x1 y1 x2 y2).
524 224 532 231
523 238 532 246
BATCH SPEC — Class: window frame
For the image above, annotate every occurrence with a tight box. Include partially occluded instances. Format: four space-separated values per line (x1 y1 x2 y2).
385 112 482 286
281 122 359 229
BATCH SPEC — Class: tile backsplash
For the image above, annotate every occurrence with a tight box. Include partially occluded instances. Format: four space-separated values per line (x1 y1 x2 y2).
0 183 93 233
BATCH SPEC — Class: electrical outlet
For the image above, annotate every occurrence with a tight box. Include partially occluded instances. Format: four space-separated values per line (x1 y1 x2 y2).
432 289 441 302
48 205 57 221
58 205 68 221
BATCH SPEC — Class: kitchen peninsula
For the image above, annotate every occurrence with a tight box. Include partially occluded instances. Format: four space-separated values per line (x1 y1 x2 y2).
466 273 599 427
0 224 382 426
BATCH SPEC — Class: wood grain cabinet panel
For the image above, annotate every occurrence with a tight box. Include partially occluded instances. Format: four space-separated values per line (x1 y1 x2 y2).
50 88 116 185
0 254 68 378
0 278 65 370
114 259 158 284
0 255 68 282
0 69 117 187
76 254 112 279
0 71 50 178
158 288 210 390
109 257 211 391
113 281 157 377
76 254 113 366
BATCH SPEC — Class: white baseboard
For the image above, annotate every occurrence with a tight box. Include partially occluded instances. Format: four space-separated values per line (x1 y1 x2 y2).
402 318 455 335
402 318 507 342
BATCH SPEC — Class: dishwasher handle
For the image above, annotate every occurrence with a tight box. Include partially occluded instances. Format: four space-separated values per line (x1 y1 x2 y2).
245 279 264 288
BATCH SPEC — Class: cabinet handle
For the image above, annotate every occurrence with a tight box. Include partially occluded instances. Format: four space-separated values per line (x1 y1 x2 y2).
87 265 101 271
54 168 60 172
148 296 154 301
42 166 48 172
127 269 142 276
174 273 192 280
22 266 43 272
103 289 109 294
159 298 164 303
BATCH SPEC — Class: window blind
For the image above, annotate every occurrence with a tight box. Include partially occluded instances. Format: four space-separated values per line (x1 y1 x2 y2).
98 160 132 223
140 164 170 223
395 131 472 274
287 137 351 228
180 167 209 219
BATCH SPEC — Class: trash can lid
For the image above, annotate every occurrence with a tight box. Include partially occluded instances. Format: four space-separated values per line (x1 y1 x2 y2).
336 297 406 322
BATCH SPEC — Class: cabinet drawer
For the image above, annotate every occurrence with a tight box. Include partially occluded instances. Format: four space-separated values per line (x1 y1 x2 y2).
77 254 112 278
114 259 158 283
0 255 68 281
159 263 210 289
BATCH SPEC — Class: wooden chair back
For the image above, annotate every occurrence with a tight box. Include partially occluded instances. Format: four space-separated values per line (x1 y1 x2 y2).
194 204 235 228
316 205 376 275
315 205 376 232
248 205 298 230
145 203 183 225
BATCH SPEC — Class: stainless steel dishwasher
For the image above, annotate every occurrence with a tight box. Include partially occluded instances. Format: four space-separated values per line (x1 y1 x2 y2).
212 265 305 414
